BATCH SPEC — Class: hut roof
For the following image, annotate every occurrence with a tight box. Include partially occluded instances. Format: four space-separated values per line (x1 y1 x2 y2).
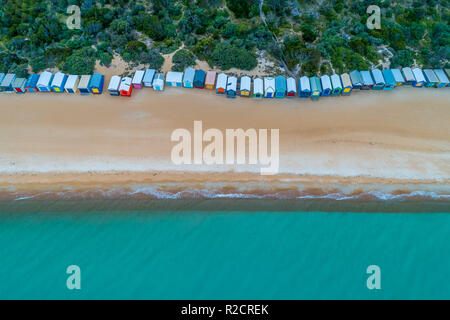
205 71 217 86
143 69 156 83
330 74 342 89
382 69 395 85
287 77 296 92
25 74 39 87
360 71 374 85
0 73 4 83
433 69 450 84
37 71 52 86
320 75 332 90
89 73 104 87
166 71 183 83
275 75 287 90
309 77 322 92
340 73 352 88
299 76 310 91
391 69 404 83
64 75 79 89
253 78 263 94
227 76 237 91
216 73 227 89
371 69 385 84
402 67 415 81
240 76 251 91
108 76 121 91
119 77 132 91
349 70 362 85
264 77 275 92
194 70 206 82
12 77 26 88
78 75 91 88
423 69 438 83
183 67 195 82
52 72 67 86
412 68 425 82
1 73 16 86
132 70 145 84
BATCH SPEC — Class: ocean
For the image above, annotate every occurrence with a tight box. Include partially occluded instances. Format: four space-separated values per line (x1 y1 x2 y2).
0 199 449 299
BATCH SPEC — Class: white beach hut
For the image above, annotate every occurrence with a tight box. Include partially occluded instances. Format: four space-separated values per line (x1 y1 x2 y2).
299 76 311 97
264 77 275 98
216 73 227 94
64 75 80 93
37 71 53 92
153 73 165 91
132 70 145 89
239 76 251 97
402 67 415 86
253 78 263 98
412 68 426 87
108 75 121 96
78 75 91 95
286 77 297 97
166 71 183 87
226 76 237 98
143 69 156 87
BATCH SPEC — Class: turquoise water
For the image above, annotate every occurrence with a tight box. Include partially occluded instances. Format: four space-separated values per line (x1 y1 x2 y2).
0 201 449 299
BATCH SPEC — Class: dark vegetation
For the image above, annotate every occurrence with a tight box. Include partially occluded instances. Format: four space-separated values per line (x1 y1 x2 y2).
0 0 448 77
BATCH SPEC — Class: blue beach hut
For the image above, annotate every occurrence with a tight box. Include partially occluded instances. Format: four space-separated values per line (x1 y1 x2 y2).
381 69 395 90
25 74 39 92
51 72 67 93
391 69 405 86
153 73 165 91
143 69 156 87
320 75 332 96
349 70 363 89
0 73 16 92
371 69 385 90
183 67 195 88
275 75 287 98
330 74 342 96
299 76 311 98
360 71 374 89
433 69 450 88
412 68 425 87
423 69 438 87
194 70 206 89
88 73 104 94
309 76 322 101
0 74 4 92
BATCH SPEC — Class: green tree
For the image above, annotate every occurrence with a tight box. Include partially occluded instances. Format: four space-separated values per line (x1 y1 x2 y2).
172 49 196 71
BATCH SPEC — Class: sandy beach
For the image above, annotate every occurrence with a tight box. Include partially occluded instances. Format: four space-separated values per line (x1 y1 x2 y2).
0 86 449 200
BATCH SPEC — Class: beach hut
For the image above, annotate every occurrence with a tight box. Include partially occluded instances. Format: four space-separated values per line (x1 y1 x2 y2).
423 69 439 87
119 77 132 97
330 74 342 96
166 71 183 87
309 77 322 101
205 71 217 90
64 75 80 93
275 75 287 98
401 67 415 86
340 73 352 95
78 75 91 95
0 73 16 92
253 78 264 98
0 74 4 91
51 72 67 93
12 78 26 93
239 76 251 97
153 73 165 91
143 69 156 87
371 69 385 90
391 68 405 86
194 70 206 89
88 73 104 94
132 70 145 89
360 71 374 90
349 70 363 89
183 67 195 88
433 69 450 88
264 77 275 98
381 69 395 90
25 74 39 93
216 73 227 94
286 77 297 97
108 76 121 96
37 71 53 92
226 76 237 98
412 68 425 87
299 76 311 98
320 75 332 96
445 69 450 87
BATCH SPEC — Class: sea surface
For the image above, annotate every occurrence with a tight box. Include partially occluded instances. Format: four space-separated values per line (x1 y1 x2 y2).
0 199 449 300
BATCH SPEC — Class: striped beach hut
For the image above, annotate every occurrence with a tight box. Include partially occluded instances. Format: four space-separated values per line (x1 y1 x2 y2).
330 74 342 96
391 69 405 86
25 74 39 92
51 72 67 93
371 69 385 90
216 73 227 94
286 77 297 97
227 76 237 98
275 75 287 98
183 67 195 88
88 73 104 94
360 71 374 90
108 76 121 96
349 70 363 89
412 68 425 87
309 76 322 101
340 73 352 95
205 71 217 89
0 73 16 92
264 77 275 98
37 71 53 92
143 69 156 87
433 69 450 88
253 78 263 98
299 76 311 98
153 73 165 91
78 75 91 95
119 77 132 97
320 75 332 96
132 70 145 89
13 78 26 93
194 70 206 89
423 69 438 87
64 75 80 93
239 76 251 97
166 71 183 87
381 69 395 90
401 67 415 86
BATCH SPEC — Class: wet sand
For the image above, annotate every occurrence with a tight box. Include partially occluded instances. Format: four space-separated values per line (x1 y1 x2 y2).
0 86 449 199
